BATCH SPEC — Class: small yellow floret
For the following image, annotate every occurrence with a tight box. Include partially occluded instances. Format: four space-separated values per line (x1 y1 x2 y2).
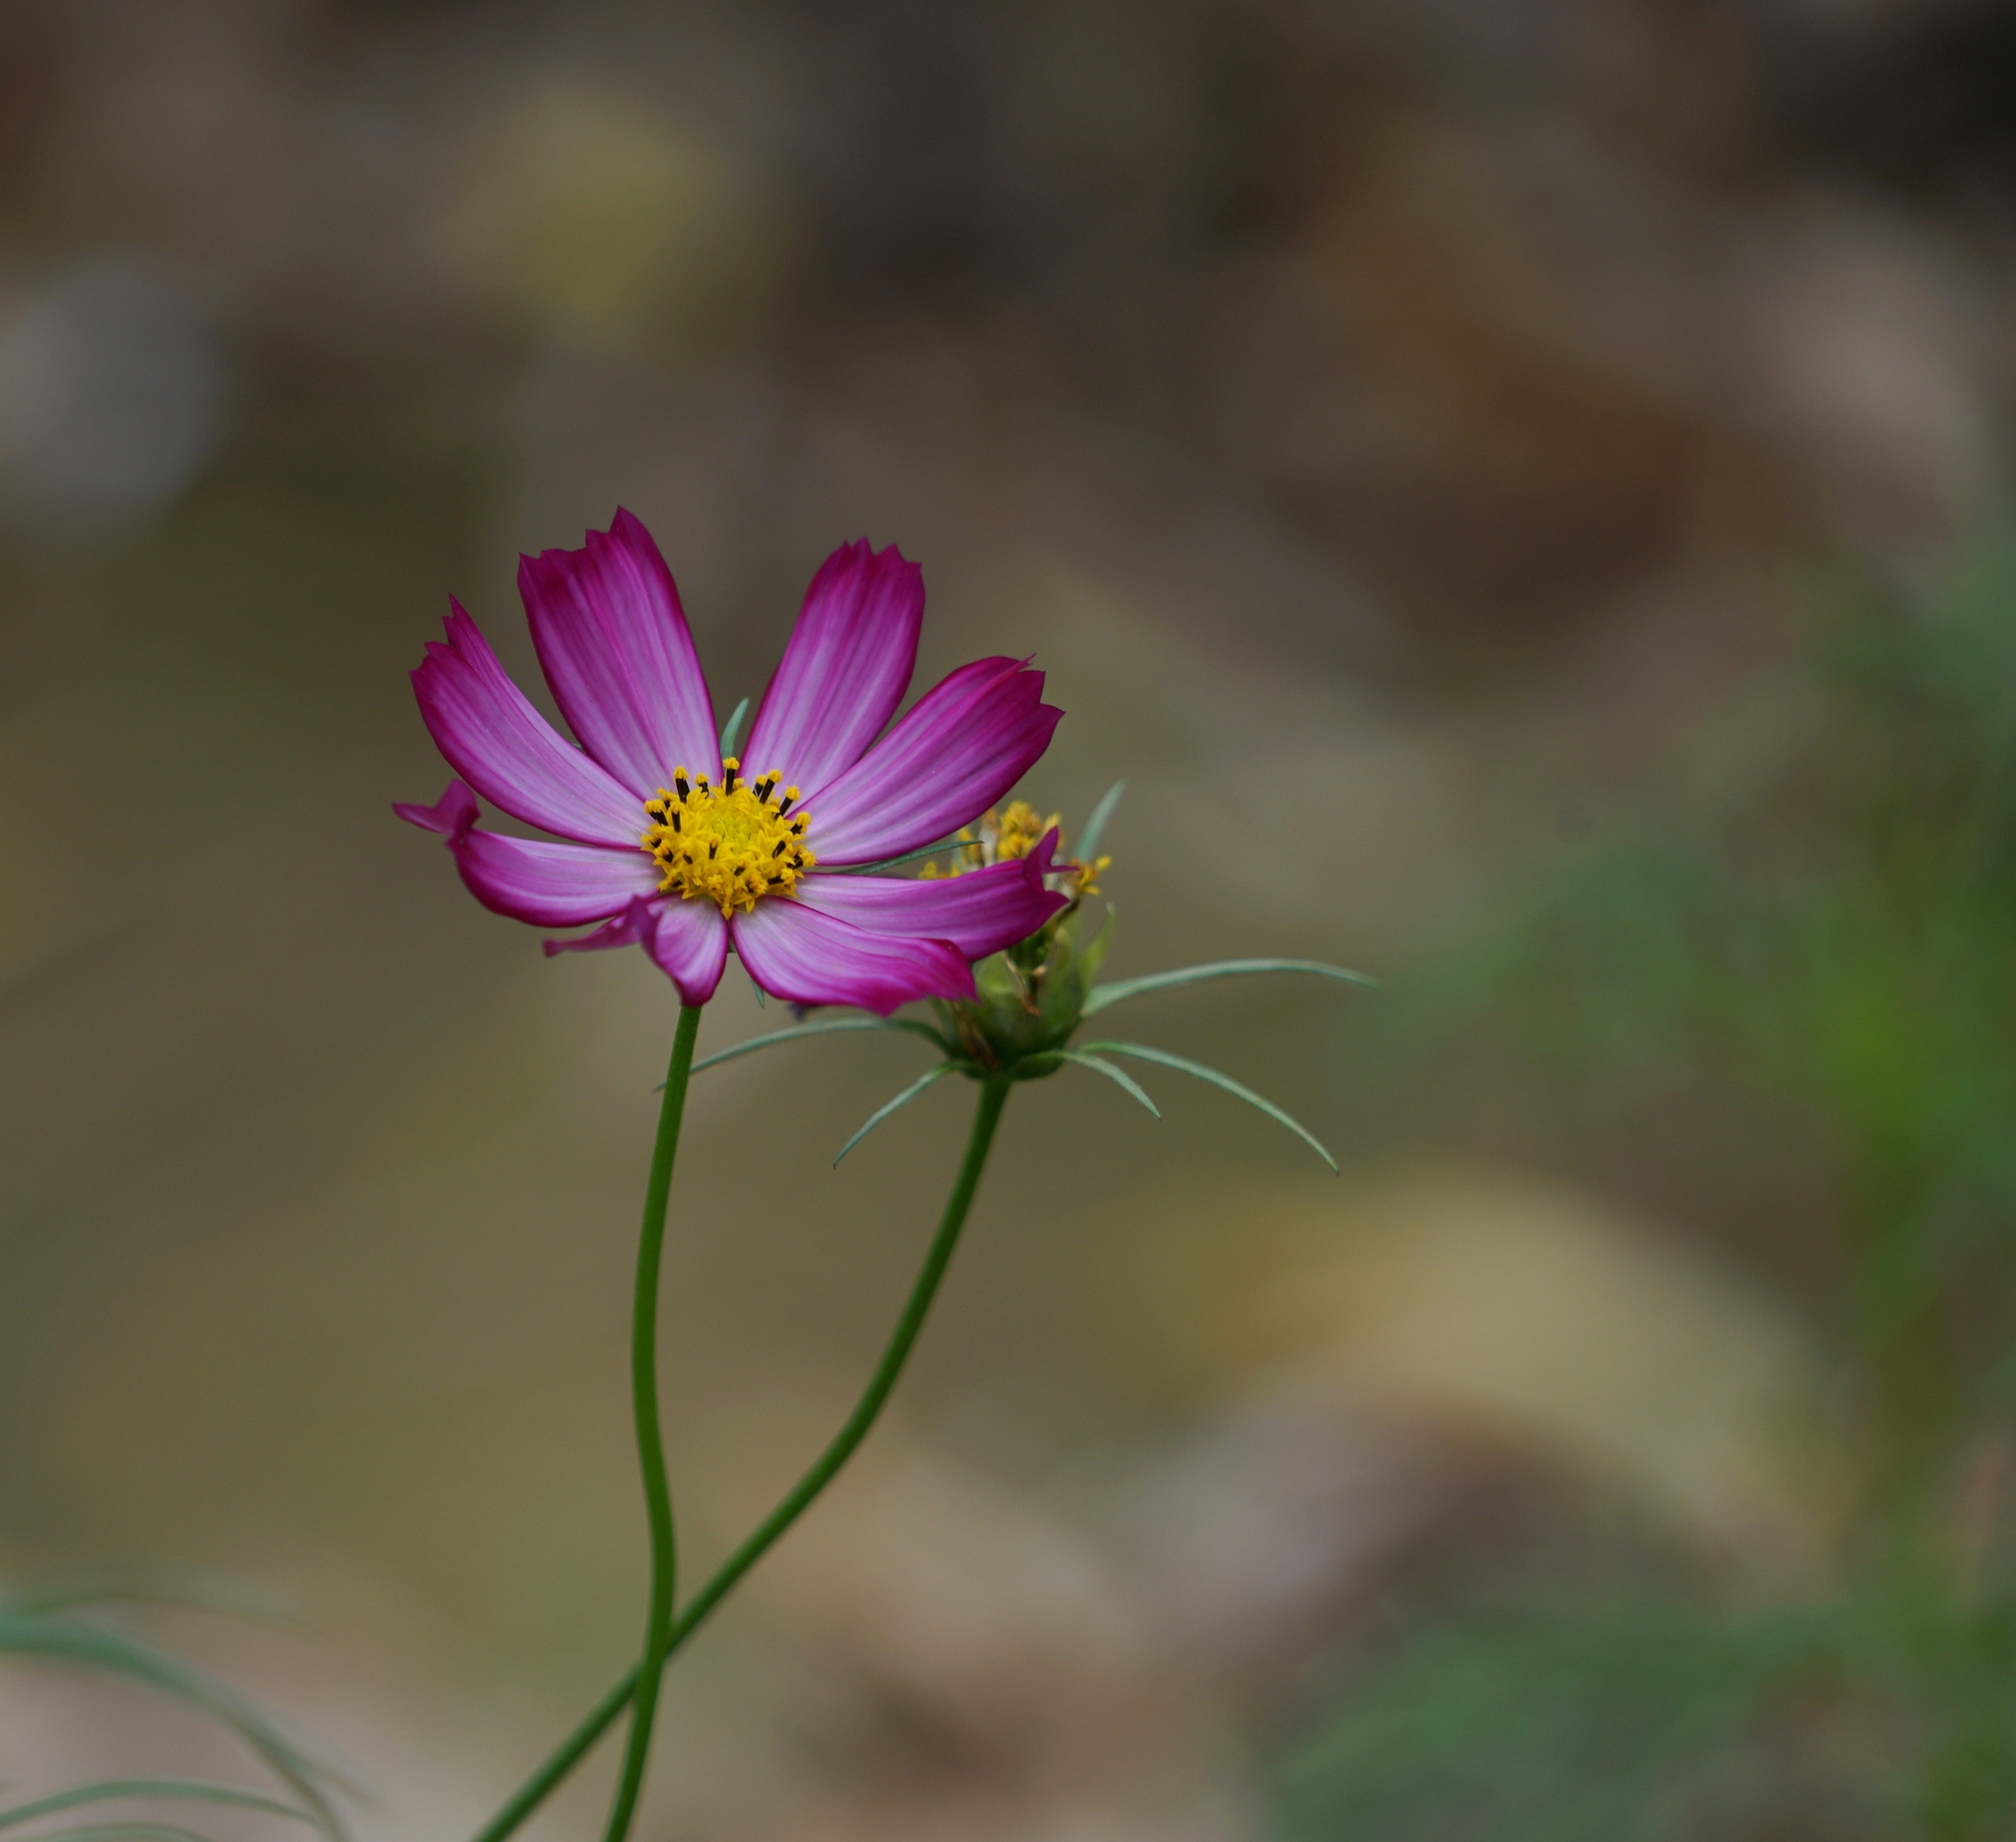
993 800 1057 862
918 801 1110 897
1068 853 1111 897
640 757 815 917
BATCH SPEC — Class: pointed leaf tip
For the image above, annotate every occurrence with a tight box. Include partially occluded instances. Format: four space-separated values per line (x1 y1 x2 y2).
1075 779 1126 864
1079 1040 1338 1171
1061 1049 1160 1117
718 695 750 759
833 1063 956 1166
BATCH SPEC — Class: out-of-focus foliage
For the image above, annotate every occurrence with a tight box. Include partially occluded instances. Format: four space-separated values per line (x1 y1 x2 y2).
1277 534 2016 1839
0 1570 346 1842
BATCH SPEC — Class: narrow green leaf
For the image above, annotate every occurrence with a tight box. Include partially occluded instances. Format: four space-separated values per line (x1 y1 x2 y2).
0 1569 300 1628
1075 779 1126 863
1084 958 1375 1017
686 1017 947 1077
0 1781 317 1833
1079 1040 1338 1170
833 1064 956 1166
716 696 750 759
834 837 970 875
1060 1049 1160 1117
24 1823 214 1842
0 1619 349 1838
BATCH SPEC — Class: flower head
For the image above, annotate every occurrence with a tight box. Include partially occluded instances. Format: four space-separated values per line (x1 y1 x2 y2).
924 803 1114 1070
397 511 1067 1014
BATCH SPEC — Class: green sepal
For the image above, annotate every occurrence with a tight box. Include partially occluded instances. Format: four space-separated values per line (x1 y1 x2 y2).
1077 904 1115 986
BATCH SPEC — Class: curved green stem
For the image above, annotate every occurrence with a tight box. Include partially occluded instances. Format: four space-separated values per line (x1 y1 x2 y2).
472 1075 1013 1842
600 1003 703 1842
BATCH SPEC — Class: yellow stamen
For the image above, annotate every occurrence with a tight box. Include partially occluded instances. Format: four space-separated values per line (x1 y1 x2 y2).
991 801 1056 862
640 757 816 917
918 801 1109 895
1069 854 1111 897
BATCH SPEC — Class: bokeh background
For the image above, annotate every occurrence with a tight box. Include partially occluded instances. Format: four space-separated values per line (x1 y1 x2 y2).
7 1 2016 1836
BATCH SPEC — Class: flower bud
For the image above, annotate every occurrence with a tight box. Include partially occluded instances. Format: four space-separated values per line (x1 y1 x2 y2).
925 802 1113 1075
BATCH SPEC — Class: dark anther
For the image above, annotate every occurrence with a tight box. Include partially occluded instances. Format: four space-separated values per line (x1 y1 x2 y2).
675 776 690 797
709 842 719 859
772 841 786 856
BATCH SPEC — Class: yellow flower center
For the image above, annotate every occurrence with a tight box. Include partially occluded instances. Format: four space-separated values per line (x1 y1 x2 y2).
640 757 815 918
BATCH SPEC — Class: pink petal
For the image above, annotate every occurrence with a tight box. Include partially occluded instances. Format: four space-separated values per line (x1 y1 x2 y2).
393 779 479 842
452 828 660 926
546 894 729 1007
412 601 643 846
519 508 719 797
799 837 1068 959
802 658 1063 866
731 900 975 1016
740 541 923 794
543 895 657 957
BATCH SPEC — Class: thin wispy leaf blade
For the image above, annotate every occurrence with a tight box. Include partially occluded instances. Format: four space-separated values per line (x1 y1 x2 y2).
833 1064 955 1166
26 1822 215 1842
1084 959 1375 1017
686 1017 947 1077
836 836 970 875
1080 1041 1338 1170
1075 779 1126 863
0 1781 319 1833
0 1619 350 1839
0 1568 301 1628
717 696 750 759
1060 1050 1160 1117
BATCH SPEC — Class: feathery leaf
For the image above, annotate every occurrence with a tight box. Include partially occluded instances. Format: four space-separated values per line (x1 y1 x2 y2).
21 1822 216 1842
1060 1049 1160 1116
685 1017 947 1078
0 1781 318 1833
0 1617 350 1839
1085 959 1374 1017
0 1569 300 1629
1078 1040 1338 1170
833 1064 957 1166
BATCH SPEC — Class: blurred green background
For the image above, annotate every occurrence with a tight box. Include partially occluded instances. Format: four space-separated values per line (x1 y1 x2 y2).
6 1 2016 1836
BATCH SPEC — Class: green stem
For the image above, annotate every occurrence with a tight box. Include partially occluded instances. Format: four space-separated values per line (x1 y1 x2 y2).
600 1002 704 1842
472 1075 1013 1842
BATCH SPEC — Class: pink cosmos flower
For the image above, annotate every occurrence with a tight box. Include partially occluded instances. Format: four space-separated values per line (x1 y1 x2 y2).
396 511 1067 1015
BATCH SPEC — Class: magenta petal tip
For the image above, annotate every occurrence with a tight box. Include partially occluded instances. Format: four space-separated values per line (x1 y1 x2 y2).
394 779 479 843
